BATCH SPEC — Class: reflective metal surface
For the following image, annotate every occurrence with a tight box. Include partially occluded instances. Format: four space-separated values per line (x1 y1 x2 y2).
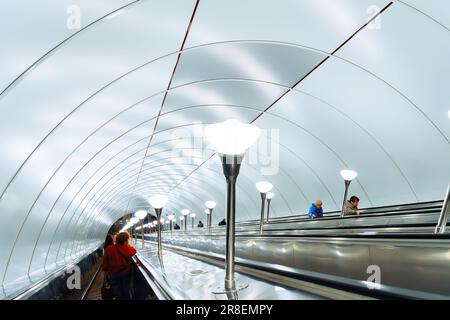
146 232 450 297
136 244 324 300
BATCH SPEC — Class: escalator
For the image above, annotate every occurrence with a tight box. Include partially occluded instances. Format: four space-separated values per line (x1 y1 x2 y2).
135 201 450 299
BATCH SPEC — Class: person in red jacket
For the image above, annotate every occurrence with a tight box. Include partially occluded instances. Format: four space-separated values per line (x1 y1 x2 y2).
101 231 137 300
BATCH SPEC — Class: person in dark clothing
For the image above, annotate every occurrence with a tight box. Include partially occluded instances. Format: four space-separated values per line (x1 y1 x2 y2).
198 221 204 228
218 218 226 226
173 223 181 230
104 234 114 249
102 234 115 293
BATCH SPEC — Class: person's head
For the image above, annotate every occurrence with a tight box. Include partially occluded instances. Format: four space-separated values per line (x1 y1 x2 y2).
349 196 360 206
314 200 323 209
115 231 130 245
105 234 114 247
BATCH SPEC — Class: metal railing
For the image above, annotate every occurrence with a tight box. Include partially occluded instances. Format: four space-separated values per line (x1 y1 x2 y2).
435 185 450 234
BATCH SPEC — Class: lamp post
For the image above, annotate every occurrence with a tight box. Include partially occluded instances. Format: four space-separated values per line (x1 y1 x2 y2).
130 217 139 244
168 214 175 234
256 181 273 235
190 213 196 229
182 209 189 231
205 119 260 294
135 210 147 249
179 216 185 231
205 201 217 233
340 170 358 217
149 195 169 262
435 185 450 233
204 208 210 220
266 192 274 222
165 220 170 233
150 220 156 233
204 209 210 231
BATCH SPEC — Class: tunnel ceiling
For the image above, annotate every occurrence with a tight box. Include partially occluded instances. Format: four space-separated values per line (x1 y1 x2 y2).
0 0 449 296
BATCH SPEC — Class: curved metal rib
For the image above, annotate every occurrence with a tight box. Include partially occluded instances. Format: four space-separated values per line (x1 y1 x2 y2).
0 0 142 100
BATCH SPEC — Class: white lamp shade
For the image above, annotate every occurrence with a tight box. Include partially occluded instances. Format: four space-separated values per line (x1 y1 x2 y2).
134 210 147 220
159 218 165 223
149 195 168 209
181 209 190 216
340 169 358 181
168 214 175 220
256 181 273 193
180 216 185 221
130 217 139 224
190 213 196 218
205 119 260 155
205 200 217 209
266 192 275 199
204 209 210 214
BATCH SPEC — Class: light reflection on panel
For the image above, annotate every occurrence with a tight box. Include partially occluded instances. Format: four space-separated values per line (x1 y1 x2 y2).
172 42 325 88
163 80 287 113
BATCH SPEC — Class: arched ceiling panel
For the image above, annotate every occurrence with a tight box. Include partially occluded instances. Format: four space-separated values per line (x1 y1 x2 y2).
0 0 132 92
162 80 287 113
337 2 450 141
299 58 450 200
171 43 325 88
184 0 390 51
256 93 418 206
399 0 450 30
0 0 193 192
0 0 197 290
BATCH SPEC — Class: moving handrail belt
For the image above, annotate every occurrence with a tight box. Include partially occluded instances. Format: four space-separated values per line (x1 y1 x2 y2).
232 201 444 227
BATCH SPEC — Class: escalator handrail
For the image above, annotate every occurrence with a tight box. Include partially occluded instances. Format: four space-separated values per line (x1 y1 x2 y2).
238 207 441 226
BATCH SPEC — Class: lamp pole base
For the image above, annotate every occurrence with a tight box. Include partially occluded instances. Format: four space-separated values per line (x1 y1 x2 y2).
211 278 249 295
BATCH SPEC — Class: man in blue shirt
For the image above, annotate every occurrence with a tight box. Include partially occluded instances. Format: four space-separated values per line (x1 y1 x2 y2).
308 200 323 219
